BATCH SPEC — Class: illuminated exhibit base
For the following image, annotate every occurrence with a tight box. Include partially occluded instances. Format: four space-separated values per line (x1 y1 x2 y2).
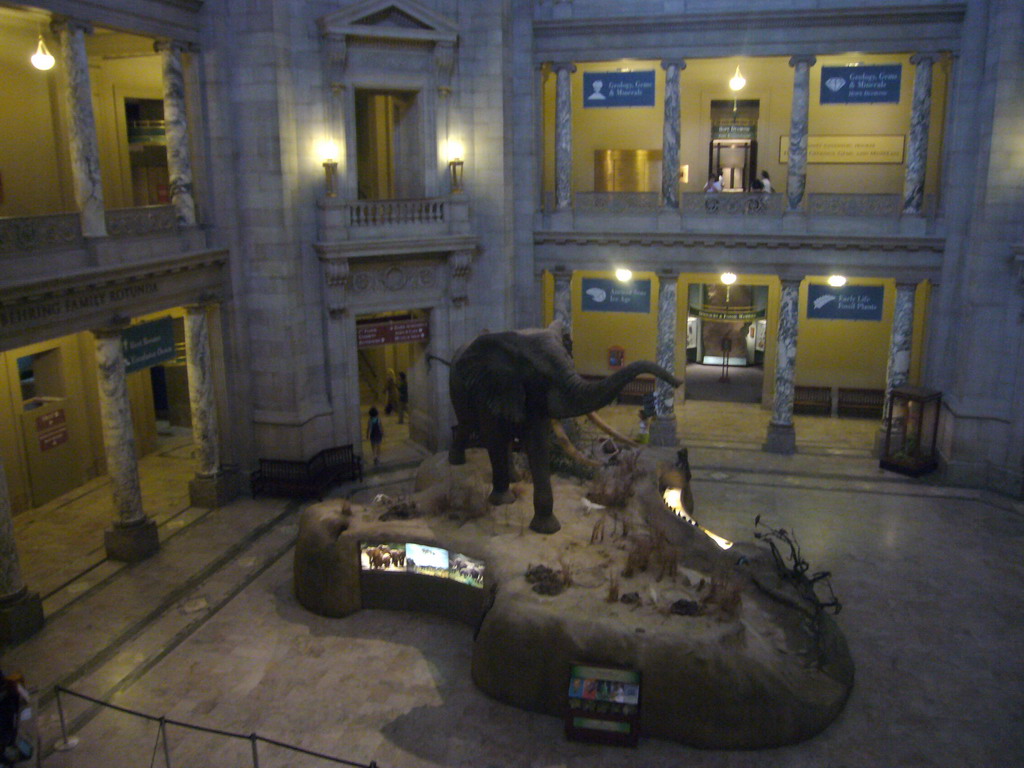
294 450 854 749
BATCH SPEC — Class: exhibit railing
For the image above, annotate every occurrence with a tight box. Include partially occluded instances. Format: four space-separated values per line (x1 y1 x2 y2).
51 686 380 768
348 198 447 227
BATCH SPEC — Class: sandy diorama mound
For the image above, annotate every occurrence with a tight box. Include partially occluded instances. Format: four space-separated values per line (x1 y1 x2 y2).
294 447 854 749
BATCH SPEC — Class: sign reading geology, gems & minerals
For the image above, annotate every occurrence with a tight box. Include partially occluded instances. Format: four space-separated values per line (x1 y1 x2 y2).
582 71 656 108
820 64 902 104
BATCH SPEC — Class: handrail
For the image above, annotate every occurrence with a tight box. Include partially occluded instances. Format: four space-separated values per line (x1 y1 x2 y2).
53 685 379 768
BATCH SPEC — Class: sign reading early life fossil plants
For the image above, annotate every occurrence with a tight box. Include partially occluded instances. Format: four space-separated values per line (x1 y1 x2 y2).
807 285 885 321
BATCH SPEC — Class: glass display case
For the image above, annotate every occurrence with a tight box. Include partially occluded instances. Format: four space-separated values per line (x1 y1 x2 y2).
880 386 942 476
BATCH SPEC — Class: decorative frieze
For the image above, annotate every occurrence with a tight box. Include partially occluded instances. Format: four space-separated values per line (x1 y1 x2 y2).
105 206 178 236
0 213 83 253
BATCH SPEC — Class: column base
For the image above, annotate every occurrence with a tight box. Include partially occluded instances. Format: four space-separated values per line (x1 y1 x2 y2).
650 415 678 447
104 518 159 563
0 587 44 645
871 425 889 458
189 470 238 509
763 422 797 454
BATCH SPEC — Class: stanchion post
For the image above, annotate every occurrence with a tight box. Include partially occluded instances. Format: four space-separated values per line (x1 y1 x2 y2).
160 718 172 768
250 733 260 768
53 687 80 751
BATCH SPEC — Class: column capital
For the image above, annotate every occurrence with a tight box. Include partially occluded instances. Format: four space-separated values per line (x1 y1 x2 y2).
788 55 817 69
778 275 804 287
910 52 940 66
551 265 572 279
92 318 131 338
661 59 687 72
154 39 198 55
657 268 680 282
51 17 93 35
549 61 577 75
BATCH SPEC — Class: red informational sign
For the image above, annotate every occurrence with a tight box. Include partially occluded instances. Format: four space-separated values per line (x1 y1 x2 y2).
36 409 66 431
357 318 429 348
36 408 69 452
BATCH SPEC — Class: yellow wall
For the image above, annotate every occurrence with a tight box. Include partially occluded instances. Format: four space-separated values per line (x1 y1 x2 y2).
544 53 948 198
0 19 70 217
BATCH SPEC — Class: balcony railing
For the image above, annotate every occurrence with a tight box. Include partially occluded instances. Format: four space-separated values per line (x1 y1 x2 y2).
681 192 783 216
575 192 661 211
0 212 83 254
105 205 178 236
348 198 447 227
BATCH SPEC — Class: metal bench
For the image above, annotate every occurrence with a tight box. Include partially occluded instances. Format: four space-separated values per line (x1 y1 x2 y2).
837 388 885 419
251 444 363 500
793 385 832 415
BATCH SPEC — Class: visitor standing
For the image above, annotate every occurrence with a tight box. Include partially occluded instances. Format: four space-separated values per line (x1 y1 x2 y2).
367 407 384 466
397 372 409 424
384 369 399 415
759 171 773 193
703 173 722 193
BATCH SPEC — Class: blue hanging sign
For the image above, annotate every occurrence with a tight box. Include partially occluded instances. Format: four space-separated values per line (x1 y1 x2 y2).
122 317 177 373
820 65 902 104
582 71 656 108
807 285 885 321
581 278 651 313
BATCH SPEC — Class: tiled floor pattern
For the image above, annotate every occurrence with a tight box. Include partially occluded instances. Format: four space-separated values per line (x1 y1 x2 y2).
3 403 1022 767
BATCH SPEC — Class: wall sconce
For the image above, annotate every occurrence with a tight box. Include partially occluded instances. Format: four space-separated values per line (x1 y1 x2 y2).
31 35 55 71
317 140 340 198
449 158 464 193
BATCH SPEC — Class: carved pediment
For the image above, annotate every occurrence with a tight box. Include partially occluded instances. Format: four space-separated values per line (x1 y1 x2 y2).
318 0 457 45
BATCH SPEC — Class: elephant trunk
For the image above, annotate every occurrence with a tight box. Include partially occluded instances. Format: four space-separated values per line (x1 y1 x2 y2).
549 361 682 418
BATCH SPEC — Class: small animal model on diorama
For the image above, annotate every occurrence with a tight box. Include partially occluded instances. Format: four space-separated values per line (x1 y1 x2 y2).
448 321 681 534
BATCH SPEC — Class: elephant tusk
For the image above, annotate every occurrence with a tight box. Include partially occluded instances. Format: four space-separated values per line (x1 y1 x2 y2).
586 411 641 447
551 419 602 467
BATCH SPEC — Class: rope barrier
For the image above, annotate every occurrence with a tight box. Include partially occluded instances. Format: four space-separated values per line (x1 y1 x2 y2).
53 686 378 768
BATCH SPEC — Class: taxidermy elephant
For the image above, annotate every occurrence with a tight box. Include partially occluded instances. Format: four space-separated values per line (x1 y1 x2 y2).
448 321 682 534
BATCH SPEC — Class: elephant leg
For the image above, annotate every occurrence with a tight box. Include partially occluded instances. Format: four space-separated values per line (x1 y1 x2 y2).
449 423 471 466
486 440 516 505
525 419 560 534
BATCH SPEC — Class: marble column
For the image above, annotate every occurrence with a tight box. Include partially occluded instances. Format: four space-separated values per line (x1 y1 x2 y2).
156 41 197 226
552 62 577 209
660 60 686 208
902 54 936 215
53 19 106 238
885 283 917 399
651 272 679 446
552 268 573 339
764 279 802 454
0 456 44 644
786 56 817 213
93 327 159 562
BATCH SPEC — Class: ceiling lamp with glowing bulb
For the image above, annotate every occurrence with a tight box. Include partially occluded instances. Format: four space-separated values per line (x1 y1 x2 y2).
827 275 847 287
720 272 737 285
615 268 633 282
31 36 55 71
729 66 746 91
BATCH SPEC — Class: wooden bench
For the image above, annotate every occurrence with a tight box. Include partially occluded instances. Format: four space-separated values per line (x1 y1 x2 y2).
251 444 363 500
793 385 832 416
837 388 885 419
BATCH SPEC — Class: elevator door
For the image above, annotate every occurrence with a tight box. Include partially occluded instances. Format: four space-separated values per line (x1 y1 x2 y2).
711 140 751 191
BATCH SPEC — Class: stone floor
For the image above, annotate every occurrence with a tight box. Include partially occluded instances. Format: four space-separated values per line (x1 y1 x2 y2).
2 403 1023 768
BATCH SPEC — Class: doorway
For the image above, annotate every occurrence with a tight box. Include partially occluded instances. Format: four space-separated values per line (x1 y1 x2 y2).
354 89 422 200
708 99 759 191
355 310 430 468
685 283 767 403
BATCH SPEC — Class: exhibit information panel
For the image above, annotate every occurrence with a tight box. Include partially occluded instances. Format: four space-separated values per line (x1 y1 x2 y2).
565 664 641 747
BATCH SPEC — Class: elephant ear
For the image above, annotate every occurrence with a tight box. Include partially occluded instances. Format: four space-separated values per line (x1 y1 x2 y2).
456 324 571 424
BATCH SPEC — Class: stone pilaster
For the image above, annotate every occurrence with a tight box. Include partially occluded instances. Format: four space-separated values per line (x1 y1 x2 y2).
184 305 234 507
552 62 576 209
156 41 197 227
53 19 106 238
93 326 159 561
903 54 937 215
552 267 572 339
786 56 817 213
0 455 44 644
660 60 686 208
764 278 802 454
651 271 679 446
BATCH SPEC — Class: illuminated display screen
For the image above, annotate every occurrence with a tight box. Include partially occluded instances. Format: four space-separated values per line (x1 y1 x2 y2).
360 542 485 589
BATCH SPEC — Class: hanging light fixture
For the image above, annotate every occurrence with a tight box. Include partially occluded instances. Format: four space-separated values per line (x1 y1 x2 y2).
729 66 746 92
31 35 55 71
720 272 737 285
828 275 848 287
615 268 633 282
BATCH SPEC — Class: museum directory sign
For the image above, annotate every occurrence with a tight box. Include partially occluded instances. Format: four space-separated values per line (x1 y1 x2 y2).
565 663 641 747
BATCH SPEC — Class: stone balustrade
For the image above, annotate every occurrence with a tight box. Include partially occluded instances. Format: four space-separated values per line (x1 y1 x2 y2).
0 213 83 254
348 198 447 227
681 192 783 216
105 205 179 236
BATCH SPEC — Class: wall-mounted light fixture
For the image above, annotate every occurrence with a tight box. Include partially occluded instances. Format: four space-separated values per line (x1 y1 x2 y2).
827 275 848 287
317 140 340 198
729 66 746 92
615 268 633 282
720 272 737 285
445 138 465 194
31 35 55 71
